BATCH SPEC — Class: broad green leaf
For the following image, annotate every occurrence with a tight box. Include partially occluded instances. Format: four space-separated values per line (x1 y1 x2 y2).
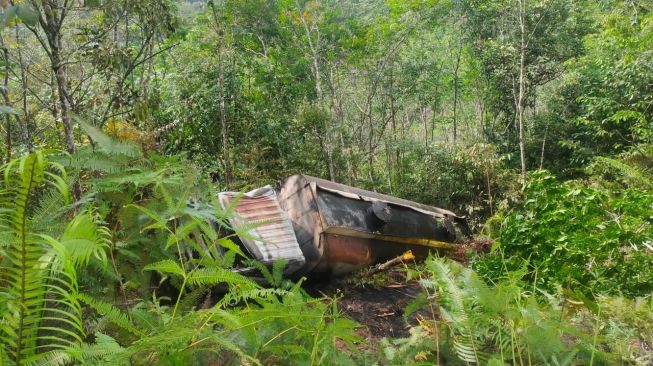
16 4 38 26
0 105 17 115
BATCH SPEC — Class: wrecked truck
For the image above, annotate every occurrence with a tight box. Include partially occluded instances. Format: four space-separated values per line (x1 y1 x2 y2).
218 174 471 278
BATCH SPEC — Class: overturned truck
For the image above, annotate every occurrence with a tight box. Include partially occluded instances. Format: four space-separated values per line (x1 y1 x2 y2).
219 174 471 278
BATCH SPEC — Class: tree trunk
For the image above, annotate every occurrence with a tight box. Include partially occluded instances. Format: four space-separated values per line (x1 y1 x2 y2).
52 56 75 153
217 36 231 187
517 0 527 182
15 28 33 151
1 38 11 162
39 0 75 153
295 0 335 181
540 124 548 169
452 37 463 143
209 3 232 187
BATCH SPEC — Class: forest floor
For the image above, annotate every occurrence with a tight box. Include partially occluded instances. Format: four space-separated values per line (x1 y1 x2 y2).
305 267 424 349
304 238 492 345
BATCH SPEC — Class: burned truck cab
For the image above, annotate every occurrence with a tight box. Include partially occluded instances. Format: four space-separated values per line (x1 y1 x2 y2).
278 174 469 277
219 174 470 278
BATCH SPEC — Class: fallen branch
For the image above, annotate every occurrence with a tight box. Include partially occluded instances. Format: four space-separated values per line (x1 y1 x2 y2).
365 251 415 276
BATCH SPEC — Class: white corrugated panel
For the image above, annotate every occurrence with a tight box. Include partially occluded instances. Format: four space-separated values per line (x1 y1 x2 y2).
218 186 305 272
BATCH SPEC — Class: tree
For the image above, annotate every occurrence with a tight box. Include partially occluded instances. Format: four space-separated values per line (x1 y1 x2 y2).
463 0 588 177
26 0 77 153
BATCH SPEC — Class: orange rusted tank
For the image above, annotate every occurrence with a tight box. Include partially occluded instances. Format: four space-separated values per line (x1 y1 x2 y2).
220 174 470 277
277 175 470 277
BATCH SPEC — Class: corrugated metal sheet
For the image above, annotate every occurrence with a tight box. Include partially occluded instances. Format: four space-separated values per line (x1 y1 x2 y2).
218 186 305 271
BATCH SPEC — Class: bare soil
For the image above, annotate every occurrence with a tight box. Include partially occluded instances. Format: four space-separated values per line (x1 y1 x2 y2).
305 268 424 341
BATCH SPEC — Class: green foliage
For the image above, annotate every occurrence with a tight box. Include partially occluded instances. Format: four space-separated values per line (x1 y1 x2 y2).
53 127 363 364
474 170 653 297
4 1 653 364
0 3 38 28
80 285 361 365
0 152 108 365
391 143 514 221
383 256 651 365
572 10 653 153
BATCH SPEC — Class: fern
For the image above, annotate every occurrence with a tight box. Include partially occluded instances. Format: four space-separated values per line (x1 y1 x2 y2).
218 288 291 308
186 267 256 287
390 256 607 365
78 294 144 337
76 333 125 366
0 153 83 364
29 188 69 237
271 259 288 287
143 259 185 277
593 156 652 188
77 119 142 159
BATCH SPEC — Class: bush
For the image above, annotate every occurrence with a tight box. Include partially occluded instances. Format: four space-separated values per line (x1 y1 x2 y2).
379 256 652 365
473 171 653 297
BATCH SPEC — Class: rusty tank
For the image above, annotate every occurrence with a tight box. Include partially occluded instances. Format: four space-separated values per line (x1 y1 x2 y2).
219 174 470 278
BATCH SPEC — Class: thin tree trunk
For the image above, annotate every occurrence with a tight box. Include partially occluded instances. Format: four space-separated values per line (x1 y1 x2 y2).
517 0 527 182
52 57 75 153
452 37 463 143
209 3 232 187
390 81 399 182
218 47 231 187
1 37 11 162
15 28 33 151
295 0 334 181
38 0 75 153
540 124 548 169
328 67 352 185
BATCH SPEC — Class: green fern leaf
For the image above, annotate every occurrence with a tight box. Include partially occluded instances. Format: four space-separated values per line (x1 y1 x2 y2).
594 156 652 187
78 294 144 337
0 152 84 364
272 259 288 287
77 119 142 158
186 267 255 287
143 260 185 277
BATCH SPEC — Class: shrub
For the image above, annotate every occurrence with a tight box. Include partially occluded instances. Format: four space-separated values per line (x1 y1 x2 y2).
473 171 653 297
380 256 652 365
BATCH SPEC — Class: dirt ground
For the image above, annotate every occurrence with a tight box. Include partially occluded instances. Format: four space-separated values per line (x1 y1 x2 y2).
305 267 424 341
303 239 492 343
303 238 492 341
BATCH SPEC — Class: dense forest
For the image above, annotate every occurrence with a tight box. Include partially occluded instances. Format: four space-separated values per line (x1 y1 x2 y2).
0 0 652 365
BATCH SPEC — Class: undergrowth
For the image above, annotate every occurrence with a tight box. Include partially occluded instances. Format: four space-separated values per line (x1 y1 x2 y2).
2 127 653 365
379 256 652 366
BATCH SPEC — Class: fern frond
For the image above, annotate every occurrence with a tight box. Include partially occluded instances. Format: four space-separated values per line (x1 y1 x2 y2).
78 119 143 158
44 213 110 268
77 332 125 366
218 288 290 308
594 156 652 188
246 260 276 286
178 286 211 312
23 349 73 366
0 152 84 364
143 260 185 277
78 294 144 337
186 267 256 287
272 259 288 287
30 188 68 237
63 148 131 174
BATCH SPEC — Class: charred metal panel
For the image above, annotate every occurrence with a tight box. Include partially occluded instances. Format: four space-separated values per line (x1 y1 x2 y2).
315 188 455 242
301 175 460 218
